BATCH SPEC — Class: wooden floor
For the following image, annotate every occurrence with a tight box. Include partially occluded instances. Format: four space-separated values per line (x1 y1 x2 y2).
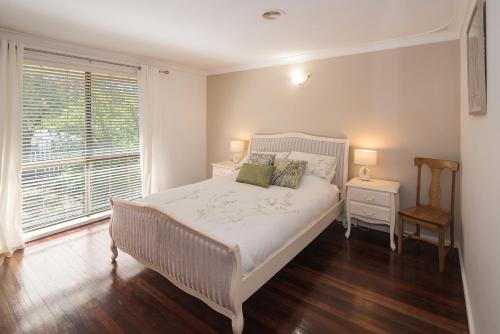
0 220 469 334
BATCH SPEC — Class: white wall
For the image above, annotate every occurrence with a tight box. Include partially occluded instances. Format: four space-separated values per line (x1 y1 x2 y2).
153 69 207 190
459 1 500 333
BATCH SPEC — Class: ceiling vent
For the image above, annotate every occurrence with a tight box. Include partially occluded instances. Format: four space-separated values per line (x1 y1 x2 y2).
262 10 285 20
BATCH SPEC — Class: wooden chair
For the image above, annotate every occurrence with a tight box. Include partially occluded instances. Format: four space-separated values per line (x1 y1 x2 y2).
398 157 459 272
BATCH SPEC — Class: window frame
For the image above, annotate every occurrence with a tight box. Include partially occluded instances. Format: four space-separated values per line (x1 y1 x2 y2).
21 58 141 239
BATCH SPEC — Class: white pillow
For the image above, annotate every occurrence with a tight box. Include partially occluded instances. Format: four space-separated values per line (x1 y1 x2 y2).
287 151 337 181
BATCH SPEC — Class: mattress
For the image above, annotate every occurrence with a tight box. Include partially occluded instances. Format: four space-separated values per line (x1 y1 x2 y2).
136 173 339 274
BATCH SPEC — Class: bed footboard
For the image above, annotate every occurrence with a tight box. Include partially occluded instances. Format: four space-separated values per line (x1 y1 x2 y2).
109 198 244 333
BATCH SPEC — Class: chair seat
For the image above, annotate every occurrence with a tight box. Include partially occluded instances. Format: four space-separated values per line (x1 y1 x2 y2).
399 206 451 226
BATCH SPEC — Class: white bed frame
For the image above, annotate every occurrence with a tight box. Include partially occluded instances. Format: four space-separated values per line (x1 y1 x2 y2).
110 132 349 333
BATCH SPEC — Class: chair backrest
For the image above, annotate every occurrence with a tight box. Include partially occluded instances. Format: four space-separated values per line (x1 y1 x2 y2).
414 157 459 216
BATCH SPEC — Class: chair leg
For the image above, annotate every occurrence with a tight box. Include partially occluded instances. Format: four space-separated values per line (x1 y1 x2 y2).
438 228 445 272
398 215 404 255
450 220 455 250
416 223 421 238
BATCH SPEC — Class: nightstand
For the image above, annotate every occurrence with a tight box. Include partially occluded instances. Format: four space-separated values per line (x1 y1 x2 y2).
211 161 240 178
345 177 400 250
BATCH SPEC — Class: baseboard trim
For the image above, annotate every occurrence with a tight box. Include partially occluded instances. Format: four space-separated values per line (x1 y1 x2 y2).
458 247 475 334
23 211 111 243
345 218 460 248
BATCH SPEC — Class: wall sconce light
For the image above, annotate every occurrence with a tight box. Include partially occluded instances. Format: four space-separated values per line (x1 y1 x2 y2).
290 69 310 86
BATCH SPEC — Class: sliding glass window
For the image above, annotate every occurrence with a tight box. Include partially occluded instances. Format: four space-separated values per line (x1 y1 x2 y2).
21 64 141 232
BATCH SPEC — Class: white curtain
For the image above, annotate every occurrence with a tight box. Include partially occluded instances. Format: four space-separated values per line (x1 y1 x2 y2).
138 65 162 196
0 39 24 258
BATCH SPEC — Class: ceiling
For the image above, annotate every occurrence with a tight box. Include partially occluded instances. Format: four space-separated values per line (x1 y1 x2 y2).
0 0 468 73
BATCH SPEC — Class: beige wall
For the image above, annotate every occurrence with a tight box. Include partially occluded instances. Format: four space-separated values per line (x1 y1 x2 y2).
459 0 500 332
152 68 207 191
207 41 460 239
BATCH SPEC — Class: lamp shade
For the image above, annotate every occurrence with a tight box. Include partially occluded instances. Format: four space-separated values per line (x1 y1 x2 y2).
230 140 244 153
354 149 377 166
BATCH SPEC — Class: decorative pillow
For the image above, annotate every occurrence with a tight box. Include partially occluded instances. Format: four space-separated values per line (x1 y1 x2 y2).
257 151 290 160
242 151 289 164
248 153 276 166
287 151 337 181
236 163 275 188
271 158 307 189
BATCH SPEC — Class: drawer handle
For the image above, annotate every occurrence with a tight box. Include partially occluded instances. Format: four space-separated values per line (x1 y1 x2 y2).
364 196 375 202
363 210 375 217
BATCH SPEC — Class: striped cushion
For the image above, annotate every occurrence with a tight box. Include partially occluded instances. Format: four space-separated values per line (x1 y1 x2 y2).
271 159 307 189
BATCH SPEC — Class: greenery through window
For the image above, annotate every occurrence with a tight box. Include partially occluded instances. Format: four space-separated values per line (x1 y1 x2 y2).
21 64 141 232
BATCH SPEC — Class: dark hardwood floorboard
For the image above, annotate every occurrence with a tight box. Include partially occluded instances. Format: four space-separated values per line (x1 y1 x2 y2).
0 220 469 333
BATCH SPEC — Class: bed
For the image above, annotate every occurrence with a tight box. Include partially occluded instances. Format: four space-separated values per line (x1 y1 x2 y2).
109 132 349 333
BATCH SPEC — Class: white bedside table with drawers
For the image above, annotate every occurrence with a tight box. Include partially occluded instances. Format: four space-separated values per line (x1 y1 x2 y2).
345 177 400 250
211 161 240 178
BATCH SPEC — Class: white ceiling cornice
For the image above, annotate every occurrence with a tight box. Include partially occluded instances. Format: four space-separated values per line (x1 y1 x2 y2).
207 30 459 75
458 0 475 35
452 0 473 35
207 0 470 75
0 27 207 75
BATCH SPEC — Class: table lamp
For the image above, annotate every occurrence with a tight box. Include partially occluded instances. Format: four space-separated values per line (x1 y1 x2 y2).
230 140 245 163
354 149 377 181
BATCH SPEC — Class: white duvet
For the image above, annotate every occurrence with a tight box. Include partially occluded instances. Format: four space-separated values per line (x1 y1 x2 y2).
137 173 339 274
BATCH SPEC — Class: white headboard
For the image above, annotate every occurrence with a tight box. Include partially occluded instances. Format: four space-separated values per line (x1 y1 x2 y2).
248 132 350 195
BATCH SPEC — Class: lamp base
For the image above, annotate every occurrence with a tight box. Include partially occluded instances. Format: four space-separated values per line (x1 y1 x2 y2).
359 166 371 181
232 153 242 163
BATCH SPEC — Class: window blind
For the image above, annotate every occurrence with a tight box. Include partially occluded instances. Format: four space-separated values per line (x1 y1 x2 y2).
22 64 141 232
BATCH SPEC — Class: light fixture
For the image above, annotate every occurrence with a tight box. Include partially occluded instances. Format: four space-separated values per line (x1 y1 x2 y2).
262 10 286 20
290 69 310 86
354 149 377 181
230 141 245 163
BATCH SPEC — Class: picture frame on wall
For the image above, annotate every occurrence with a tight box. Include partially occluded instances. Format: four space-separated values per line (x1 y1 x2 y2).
466 0 487 115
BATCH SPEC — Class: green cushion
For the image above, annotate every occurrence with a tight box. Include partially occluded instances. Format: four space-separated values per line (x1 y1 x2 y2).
236 163 275 188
